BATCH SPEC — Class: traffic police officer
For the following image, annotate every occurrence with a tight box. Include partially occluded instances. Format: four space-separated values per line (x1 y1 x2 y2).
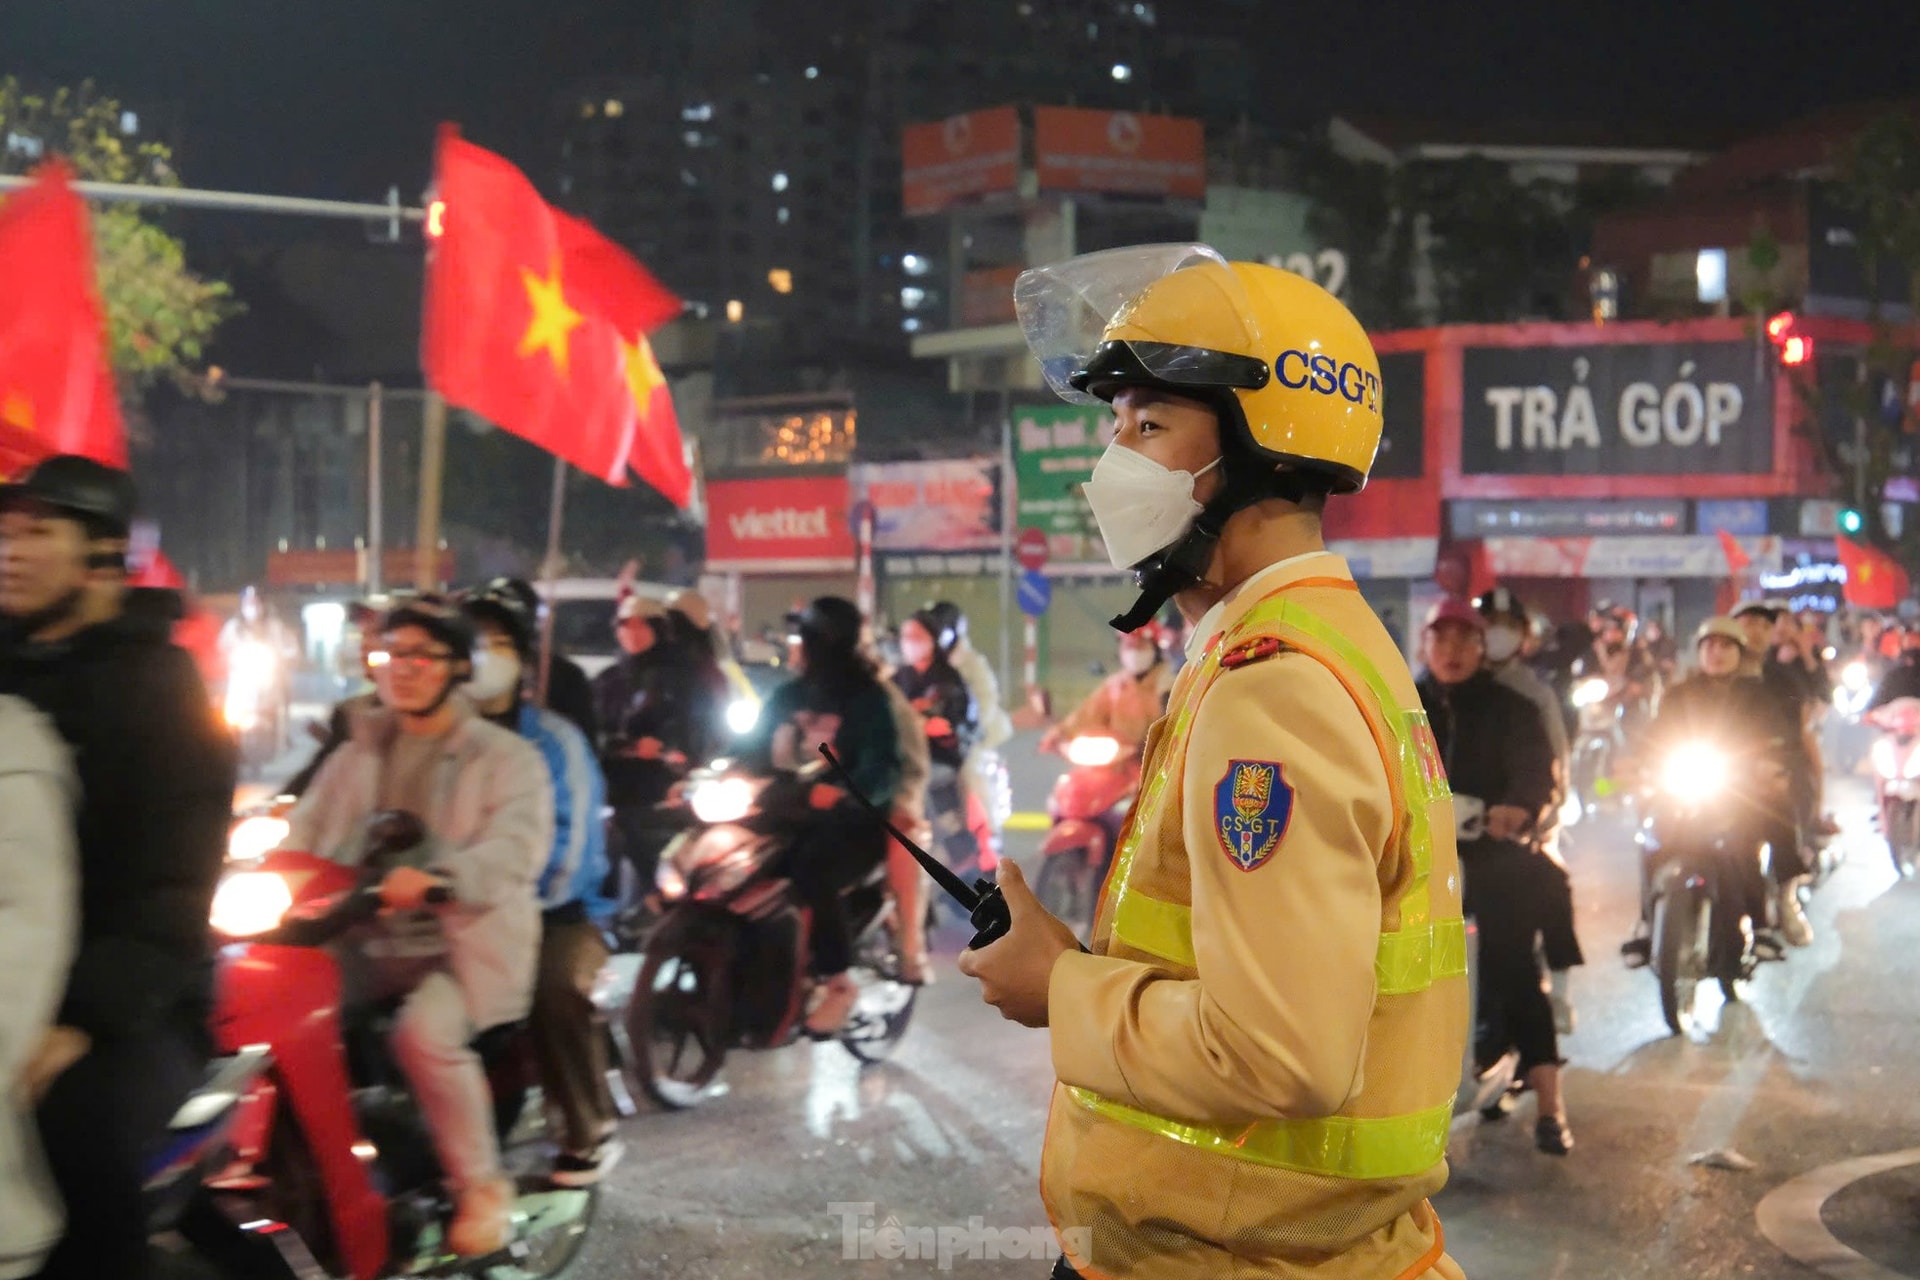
960 247 1468 1278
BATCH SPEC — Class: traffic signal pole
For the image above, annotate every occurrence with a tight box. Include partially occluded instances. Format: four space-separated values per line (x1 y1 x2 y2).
4 175 447 590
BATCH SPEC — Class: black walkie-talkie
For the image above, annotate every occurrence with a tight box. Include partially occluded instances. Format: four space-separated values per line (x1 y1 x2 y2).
818 744 1014 949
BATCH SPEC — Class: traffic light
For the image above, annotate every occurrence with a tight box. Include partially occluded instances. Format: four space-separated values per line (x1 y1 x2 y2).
1766 312 1813 367
1838 506 1866 536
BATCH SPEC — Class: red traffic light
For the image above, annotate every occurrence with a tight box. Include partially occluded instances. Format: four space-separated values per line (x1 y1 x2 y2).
1766 311 1796 342
425 199 447 239
1781 334 1814 366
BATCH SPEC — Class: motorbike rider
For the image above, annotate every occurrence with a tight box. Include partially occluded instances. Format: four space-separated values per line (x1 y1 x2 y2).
927 600 1013 858
1868 624 1920 710
1733 600 1823 943
738 597 903 1035
892 608 984 881
458 585 621 1188
0 698 77 1280
1040 625 1175 757
592 593 727 923
1575 603 1659 734
1477 587 1583 1033
960 248 1468 1277
489 577 597 743
1418 599 1572 1155
0 456 235 1280
281 601 552 1256
1627 617 1795 963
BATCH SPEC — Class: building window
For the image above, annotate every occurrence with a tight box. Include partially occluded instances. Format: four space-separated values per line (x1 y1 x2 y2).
902 253 931 277
681 103 713 121
119 110 139 135
604 99 624 118
768 268 794 294
1695 248 1728 305
581 101 598 119
777 206 791 225
900 286 927 310
771 171 789 192
726 299 745 323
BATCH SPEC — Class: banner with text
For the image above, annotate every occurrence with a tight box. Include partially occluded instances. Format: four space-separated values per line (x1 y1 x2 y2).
1461 342 1774 476
902 107 1022 217
1033 107 1205 200
851 458 1001 552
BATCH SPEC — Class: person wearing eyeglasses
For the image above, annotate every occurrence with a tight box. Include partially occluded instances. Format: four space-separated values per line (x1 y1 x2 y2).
280 602 552 1256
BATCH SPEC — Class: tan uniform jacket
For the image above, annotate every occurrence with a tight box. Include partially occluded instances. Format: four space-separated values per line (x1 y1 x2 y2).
1043 553 1468 1280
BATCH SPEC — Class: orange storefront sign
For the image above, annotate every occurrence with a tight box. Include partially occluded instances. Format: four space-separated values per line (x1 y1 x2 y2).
266 547 455 588
960 266 1022 326
1033 107 1205 200
902 107 1022 216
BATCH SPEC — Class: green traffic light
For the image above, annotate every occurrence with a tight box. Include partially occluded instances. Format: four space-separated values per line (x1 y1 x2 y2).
1839 507 1865 535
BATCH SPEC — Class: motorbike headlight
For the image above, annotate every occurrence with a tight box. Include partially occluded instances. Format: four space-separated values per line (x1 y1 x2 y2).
1660 742 1729 799
1559 792 1584 829
1572 678 1611 709
210 871 295 938
1843 661 1870 692
1065 735 1122 767
227 815 290 863
690 775 756 825
725 697 760 736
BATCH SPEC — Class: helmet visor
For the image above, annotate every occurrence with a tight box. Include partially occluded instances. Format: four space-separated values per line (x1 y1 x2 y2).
1014 244 1265 406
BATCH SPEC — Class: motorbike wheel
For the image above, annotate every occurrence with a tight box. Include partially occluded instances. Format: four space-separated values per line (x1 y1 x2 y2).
474 1180 598 1280
625 915 730 1109
1653 885 1708 1036
839 914 920 1065
257 1096 339 1276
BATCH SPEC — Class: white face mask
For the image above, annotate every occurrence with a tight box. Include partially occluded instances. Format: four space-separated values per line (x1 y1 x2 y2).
1119 647 1158 676
1484 626 1523 664
467 649 523 704
1082 443 1222 571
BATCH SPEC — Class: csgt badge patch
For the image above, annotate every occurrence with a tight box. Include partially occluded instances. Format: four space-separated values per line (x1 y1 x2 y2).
1214 759 1294 872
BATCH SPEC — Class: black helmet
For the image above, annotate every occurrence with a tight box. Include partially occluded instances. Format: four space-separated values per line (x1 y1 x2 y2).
381 600 477 669
459 581 536 658
793 596 862 652
1474 587 1528 628
491 577 542 618
0 454 137 537
924 600 965 650
915 604 959 655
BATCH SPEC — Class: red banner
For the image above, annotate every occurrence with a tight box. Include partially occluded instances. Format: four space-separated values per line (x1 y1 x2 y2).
902 107 1021 216
705 475 855 572
1033 107 1205 200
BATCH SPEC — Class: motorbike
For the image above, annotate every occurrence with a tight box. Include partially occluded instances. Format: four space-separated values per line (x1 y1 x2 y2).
1634 740 1783 1035
621 763 919 1110
1870 696 1920 879
1033 735 1140 927
1567 676 1624 817
176 818 602 1280
224 638 289 775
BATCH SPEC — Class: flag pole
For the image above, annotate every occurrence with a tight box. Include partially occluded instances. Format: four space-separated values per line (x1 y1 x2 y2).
414 391 447 591
535 454 569 708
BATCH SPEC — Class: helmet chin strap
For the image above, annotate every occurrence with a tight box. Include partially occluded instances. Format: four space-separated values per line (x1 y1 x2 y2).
1107 463 1315 634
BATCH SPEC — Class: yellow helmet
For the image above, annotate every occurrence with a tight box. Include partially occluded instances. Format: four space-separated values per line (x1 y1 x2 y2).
1016 244 1383 493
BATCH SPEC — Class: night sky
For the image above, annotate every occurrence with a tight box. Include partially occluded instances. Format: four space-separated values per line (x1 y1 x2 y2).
4 0 1917 200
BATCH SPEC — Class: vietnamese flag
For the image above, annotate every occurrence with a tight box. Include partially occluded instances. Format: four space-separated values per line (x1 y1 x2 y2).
1716 528 1751 576
424 129 685 497
1837 535 1911 610
0 161 126 477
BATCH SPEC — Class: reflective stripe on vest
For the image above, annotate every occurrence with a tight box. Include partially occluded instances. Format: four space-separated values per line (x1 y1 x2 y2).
1079 588 1464 1181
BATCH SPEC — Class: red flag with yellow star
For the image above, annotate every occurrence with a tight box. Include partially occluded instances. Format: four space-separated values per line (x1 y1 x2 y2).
0 161 126 477
423 129 684 494
1837 535 1910 610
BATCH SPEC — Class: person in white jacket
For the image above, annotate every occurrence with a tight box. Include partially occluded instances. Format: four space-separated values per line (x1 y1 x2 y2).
0 697 77 1280
282 602 551 1257
926 602 1012 858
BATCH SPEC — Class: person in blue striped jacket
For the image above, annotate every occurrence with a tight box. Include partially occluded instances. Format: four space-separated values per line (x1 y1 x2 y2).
459 585 621 1188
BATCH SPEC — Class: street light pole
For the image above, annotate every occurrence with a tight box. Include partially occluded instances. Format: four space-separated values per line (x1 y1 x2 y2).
367 382 384 595
0 174 425 226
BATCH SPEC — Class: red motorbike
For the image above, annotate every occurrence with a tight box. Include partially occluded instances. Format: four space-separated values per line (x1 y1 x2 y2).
179 820 599 1279
1033 735 1141 925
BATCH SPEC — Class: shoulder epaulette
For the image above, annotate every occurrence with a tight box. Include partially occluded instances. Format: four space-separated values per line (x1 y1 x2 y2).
1218 635 1287 670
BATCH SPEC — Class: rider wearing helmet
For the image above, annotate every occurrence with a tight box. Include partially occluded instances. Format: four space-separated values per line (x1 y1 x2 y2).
960 248 1467 1278
485 577 597 744
1477 586 1582 1035
0 456 234 1280
1627 617 1796 965
458 585 619 1187
927 600 1014 856
281 599 552 1256
738 597 904 1032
